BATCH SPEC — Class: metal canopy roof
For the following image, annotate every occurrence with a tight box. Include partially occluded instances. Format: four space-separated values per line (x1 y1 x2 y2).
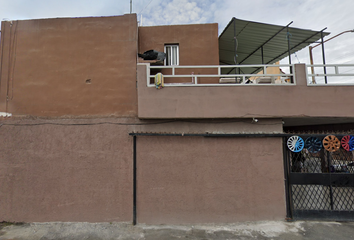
219 18 330 74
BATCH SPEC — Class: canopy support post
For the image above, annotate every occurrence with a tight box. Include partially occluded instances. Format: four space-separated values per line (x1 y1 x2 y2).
287 26 292 65
287 26 293 82
321 30 328 84
233 18 240 81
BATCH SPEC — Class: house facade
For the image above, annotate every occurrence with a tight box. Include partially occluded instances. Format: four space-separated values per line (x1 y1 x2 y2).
0 13 353 224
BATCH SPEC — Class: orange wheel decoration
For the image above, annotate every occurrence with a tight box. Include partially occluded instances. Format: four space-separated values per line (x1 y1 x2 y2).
323 135 340 152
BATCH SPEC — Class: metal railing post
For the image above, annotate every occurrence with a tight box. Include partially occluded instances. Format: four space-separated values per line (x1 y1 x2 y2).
321 31 328 84
309 47 316 84
309 29 353 84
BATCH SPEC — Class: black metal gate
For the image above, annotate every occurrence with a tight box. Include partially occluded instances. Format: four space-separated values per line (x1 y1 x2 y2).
284 134 354 221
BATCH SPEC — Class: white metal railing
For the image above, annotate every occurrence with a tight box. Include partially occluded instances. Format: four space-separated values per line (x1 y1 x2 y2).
307 64 354 85
146 64 296 87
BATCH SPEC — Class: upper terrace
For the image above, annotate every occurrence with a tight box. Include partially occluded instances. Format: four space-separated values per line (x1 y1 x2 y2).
137 18 354 126
137 62 354 126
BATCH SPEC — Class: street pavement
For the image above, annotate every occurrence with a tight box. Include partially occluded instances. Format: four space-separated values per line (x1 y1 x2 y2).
1 220 354 240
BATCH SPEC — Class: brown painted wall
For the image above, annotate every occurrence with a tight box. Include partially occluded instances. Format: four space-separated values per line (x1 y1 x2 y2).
0 117 284 223
138 24 219 84
0 14 138 117
0 118 134 222
0 16 287 224
137 63 354 119
137 136 285 224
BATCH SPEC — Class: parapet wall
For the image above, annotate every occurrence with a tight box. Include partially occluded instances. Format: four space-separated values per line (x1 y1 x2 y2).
137 63 354 119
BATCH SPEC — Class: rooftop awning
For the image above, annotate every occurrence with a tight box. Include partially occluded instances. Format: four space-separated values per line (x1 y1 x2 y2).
219 18 330 74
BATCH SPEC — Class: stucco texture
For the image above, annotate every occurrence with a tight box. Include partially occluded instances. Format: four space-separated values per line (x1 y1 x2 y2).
0 119 133 222
137 64 354 119
136 136 286 224
0 14 138 117
138 24 219 84
0 117 284 223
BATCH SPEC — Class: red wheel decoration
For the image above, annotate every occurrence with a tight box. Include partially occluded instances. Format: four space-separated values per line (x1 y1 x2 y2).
341 135 354 151
323 135 340 152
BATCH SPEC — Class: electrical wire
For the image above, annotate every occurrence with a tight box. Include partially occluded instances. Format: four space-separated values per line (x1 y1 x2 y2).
0 120 177 127
286 31 301 63
138 0 154 15
0 118 282 127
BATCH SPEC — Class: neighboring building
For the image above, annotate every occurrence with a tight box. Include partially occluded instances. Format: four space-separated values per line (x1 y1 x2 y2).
0 13 353 224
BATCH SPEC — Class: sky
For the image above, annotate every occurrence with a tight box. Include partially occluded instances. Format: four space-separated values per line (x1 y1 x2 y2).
1 0 354 82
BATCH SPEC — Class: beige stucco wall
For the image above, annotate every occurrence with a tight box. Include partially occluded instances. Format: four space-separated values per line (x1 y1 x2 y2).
137 63 354 119
0 14 138 117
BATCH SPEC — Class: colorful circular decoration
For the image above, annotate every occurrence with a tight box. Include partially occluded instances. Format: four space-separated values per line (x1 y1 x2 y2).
305 137 322 153
287 136 304 152
341 135 354 151
323 135 340 152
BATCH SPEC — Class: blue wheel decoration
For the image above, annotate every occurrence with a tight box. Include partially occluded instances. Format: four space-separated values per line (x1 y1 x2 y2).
287 136 304 152
348 136 354 151
305 137 322 153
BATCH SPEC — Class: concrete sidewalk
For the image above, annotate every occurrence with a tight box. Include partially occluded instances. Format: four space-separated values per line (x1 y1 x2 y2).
1 221 354 240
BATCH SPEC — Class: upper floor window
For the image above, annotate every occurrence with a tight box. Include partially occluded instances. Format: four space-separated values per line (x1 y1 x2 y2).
164 44 179 66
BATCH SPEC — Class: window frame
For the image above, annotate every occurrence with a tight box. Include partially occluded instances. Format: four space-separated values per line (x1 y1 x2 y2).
164 44 179 66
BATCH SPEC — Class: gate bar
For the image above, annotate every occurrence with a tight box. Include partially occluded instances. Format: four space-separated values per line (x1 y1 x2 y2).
133 135 137 225
327 153 334 210
283 137 293 220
